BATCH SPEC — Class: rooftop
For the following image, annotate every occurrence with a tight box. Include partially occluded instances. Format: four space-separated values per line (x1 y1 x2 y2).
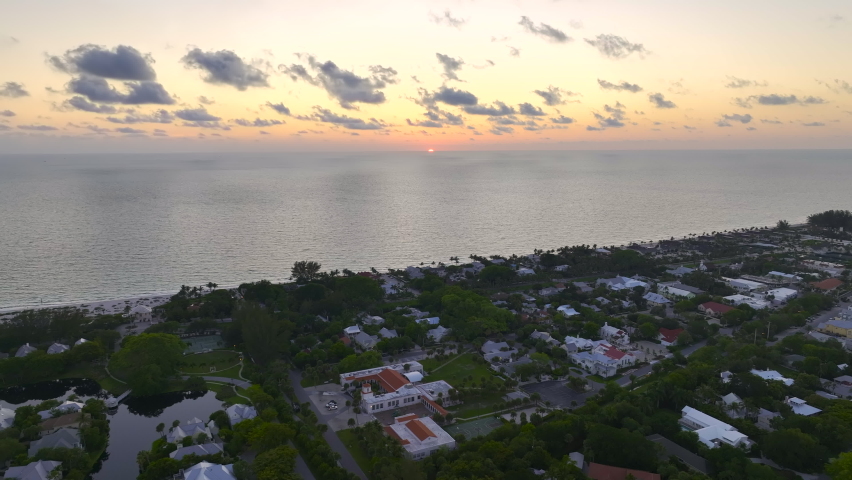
588 463 661 480
812 278 843 290
384 416 454 454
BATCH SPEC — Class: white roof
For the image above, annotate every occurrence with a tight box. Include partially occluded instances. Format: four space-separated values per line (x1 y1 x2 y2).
404 371 424 383
183 461 236 480
768 271 801 280
74 338 88 346
344 325 361 334
3 460 62 480
0 407 15 430
557 305 579 317
418 316 440 325
786 397 822 416
564 336 593 350
387 416 455 455
721 393 742 405
750 369 793 386
725 277 766 289
517 268 536 275
47 343 70 355
378 327 398 338
765 288 798 299
15 343 37 357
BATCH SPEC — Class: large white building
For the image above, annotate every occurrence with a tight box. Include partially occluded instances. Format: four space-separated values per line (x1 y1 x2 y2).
599 322 630 346
750 369 793 386
723 294 769 310
680 406 750 449
724 277 767 293
596 276 648 292
384 414 456 460
570 341 635 378
340 363 452 416
755 288 798 304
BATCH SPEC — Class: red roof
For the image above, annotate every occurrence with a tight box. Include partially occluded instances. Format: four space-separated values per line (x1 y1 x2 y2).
812 278 843 291
658 327 684 344
384 426 410 445
588 463 661 480
395 413 419 423
602 345 627 360
700 301 734 314
340 336 351 345
423 397 449 416
377 368 410 392
406 419 437 441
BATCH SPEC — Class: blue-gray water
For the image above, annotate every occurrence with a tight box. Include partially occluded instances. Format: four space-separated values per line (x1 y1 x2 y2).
1 150 851 310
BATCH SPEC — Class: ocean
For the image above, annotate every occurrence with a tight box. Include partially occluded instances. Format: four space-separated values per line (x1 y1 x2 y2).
1 149 850 310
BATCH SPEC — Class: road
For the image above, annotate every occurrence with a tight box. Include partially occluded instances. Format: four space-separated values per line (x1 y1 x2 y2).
289 369 367 480
766 300 849 346
182 375 253 389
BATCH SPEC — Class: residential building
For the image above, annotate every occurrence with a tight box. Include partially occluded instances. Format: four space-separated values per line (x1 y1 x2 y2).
3 460 62 480
38 401 84 420
756 408 780 430
131 305 153 322
724 277 767 293
530 330 560 346
46 343 69 355
225 404 257 425
596 297 612 305
362 315 385 326
812 278 843 291
596 276 648 292
481 341 517 362
820 319 852 338
573 282 593 293
353 332 379 350
384 414 455 460
503 391 530 402
660 283 705 299
835 375 852 386
665 266 694 277
720 393 744 418
554 265 570 272
182 461 236 480
15 343 37 357
643 292 672 307
563 336 593 350
170 443 224 460
571 342 635 378
39 412 82 435
557 305 580 317
587 463 661 480
750 369 793 386
599 322 630 346
679 406 750 449
405 266 425 279
767 271 802 283
343 325 361 337
698 301 735 317
378 327 398 339
166 418 214 443
28 427 80 456
517 268 536 276
73 338 88 346
417 316 441 325
785 397 821 416
658 328 684 346
538 286 563 296
427 325 450 342
723 294 769 310
0 408 14 430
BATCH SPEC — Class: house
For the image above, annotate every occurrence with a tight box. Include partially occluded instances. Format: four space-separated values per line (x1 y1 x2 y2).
724 277 767 293
658 328 684 346
563 336 593 350
384 415 455 460
660 283 705 299
417 317 441 326
587 463 661 480
167 418 214 443
756 287 798 304
679 406 750 449
131 304 153 322
557 305 580 317
643 292 672 307
812 278 843 292
353 332 379 350
170 442 224 460
723 294 769 310
182 461 236 480
39 412 82 435
15 343 37 357
3 460 62 480
666 266 695 277
73 338 88 346
378 327 398 339
698 301 735 317
750 369 793 386
720 393 744 418
573 282 593 293
427 325 450 342
808 331 833 343
481 341 517 362
756 408 781 430
820 320 852 338
343 325 361 337
554 265 570 272
530 330 560 346
362 315 385 326
517 268 536 276
0 408 14 430
768 271 802 283
38 401 85 420
816 391 838 400
785 397 821 416
835 375 852 386
595 248 611 255
538 286 564 296
46 343 70 355
571 343 635 378
599 322 630 346
225 404 257 425
596 276 648 292
720 371 732 383
581 303 602 312
596 297 612 305
646 434 709 474
28 427 80 456
405 266 425 279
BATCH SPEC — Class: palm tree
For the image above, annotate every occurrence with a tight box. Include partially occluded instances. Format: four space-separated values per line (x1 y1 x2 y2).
156 422 165 437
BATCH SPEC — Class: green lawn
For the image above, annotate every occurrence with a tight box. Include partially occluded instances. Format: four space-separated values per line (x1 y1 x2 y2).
180 351 241 374
336 430 374 475
449 397 504 419
586 374 622 383
206 382 247 405
423 353 497 386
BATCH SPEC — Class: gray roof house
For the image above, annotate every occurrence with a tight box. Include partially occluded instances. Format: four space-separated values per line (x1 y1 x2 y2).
378 327 398 339
3 460 62 480
666 266 695 277
28 428 80 456
481 341 517 362
167 418 213 443
182 461 236 480
573 282 593 293
225 404 257 425
47 343 70 355
353 332 379 350
15 343 37 358
530 330 560 346
170 442 225 460
427 325 450 342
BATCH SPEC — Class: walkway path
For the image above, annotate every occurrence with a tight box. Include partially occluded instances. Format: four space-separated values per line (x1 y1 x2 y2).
181 375 252 389
429 348 471 373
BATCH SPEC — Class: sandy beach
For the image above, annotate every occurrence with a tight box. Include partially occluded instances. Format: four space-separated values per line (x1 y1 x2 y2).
0 292 174 318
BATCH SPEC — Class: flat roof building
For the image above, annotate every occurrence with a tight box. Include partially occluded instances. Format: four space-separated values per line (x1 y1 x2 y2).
384 415 455 460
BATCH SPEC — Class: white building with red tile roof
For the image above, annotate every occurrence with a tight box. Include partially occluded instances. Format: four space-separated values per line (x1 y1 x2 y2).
384 415 455 460
339 363 451 416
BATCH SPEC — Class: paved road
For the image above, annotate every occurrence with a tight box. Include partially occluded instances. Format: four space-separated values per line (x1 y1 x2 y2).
289 370 367 480
768 301 849 346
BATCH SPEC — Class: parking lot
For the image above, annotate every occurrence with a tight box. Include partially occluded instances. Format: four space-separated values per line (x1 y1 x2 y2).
521 379 599 409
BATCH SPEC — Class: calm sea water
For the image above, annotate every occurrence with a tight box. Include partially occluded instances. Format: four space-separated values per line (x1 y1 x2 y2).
1 150 850 309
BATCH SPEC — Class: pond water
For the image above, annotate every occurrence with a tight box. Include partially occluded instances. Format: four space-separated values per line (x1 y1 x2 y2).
0 381 227 480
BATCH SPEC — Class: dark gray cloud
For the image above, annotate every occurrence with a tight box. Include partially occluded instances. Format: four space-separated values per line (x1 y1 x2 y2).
591 103 626 129
66 76 174 104
279 55 396 109
175 108 220 122
684 125 696 130
518 102 546 116
584 34 648 59
233 118 284 127
724 76 767 89
550 115 575 124
429 10 466 29
755 94 799 105
533 85 578 106
48 45 156 80
86 125 110 134
722 113 753 124
303 107 386 130
597 79 642 93
737 94 827 107
153 129 168 137
436 53 464 81
18 124 58 131
648 92 676 108
265 102 291 115
0 81 29 98
181 48 270 90
115 127 145 134
803 122 825 127
0 110 15 117
463 101 515 116
198 96 215 105
64 96 119 113
490 126 514 135
746 127 757 131
586 126 604 131
508 46 520 57
518 16 571 43
106 109 173 124
715 120 732 127
432 86 478 106
489 116 537 127
406 119 443 128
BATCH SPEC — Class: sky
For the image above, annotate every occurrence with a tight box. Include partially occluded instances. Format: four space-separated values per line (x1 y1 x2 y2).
0 0 851 152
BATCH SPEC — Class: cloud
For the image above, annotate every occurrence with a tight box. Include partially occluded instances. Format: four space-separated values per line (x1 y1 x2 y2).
115 127 145 134
48 45 156 81
761 119 782 124
489 116 538 127
436 53 464 81
586 126 604 131
550 115 575 124
66 76 174 104
585 34 648 59
18 124 58 131
303 107 386 130
279 55 396 109
181 48 270 90
533 85 578 106
668 80 689 95
429 10 466 29
817 79 852 94
175 107 220 122
648 92 676 108
725 76 768 88
737 94 828 107
715 120 732 127
490 126 514 135
63 96 119 113
0 124 10 131
722 113 753 124
0 81 29 98
265 102 291 115
683 125 696 130
518 102 546 116
86 125 110 134
198 96 215 105
755 94 799 105
803 122 825 127
1 36 19 47
106 109 174 124
508 46 520 57
732 98 753 108
746 127 757 131
592 103 626 129
153 128 168 137
518 16 571 43
597 79 642 93
406 119 443 128
232 118 284 127
463 101 515 116
259 130 270 135
432 86 478 106
0 110 15 117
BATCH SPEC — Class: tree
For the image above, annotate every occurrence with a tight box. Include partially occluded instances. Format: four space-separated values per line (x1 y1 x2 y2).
763 428 828 473
236 303 280 366
110 333 185 396
827 451 852 479
291 261 322 282
249 423 294 453
252 445 299 480
184 376 207 392
776 220 790 230
0 438 25 465
155 423 165 437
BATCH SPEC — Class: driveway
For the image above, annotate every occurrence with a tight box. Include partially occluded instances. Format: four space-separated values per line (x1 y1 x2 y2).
522 379 601 408
290 370 368 480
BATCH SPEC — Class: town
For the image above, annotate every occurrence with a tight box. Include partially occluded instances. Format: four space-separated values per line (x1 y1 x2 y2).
1 209 852 480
